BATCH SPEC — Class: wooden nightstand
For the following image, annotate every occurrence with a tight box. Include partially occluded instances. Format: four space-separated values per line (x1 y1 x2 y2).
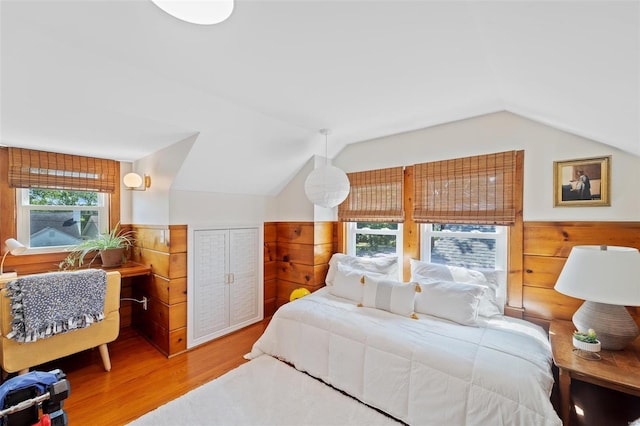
549 319 640 425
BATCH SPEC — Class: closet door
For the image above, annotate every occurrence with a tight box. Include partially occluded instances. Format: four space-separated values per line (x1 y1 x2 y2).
192 229 230 339
229 228 259 325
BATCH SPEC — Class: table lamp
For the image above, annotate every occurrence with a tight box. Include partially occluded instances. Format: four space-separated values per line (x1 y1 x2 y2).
0 238 27 279
555 245 640 350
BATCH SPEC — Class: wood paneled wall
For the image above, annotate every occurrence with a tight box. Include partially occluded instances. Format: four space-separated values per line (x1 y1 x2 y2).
264 223 277 317
130 224 188 357
263 222 336 314
521 221 640 330
267 219 640 333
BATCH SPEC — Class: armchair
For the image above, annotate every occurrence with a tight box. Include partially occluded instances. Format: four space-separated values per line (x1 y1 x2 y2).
0 271 121 374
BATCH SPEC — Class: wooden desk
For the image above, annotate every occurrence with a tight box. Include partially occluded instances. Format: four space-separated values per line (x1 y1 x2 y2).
549 319 640 425
109 261 152 278
0 261 151 282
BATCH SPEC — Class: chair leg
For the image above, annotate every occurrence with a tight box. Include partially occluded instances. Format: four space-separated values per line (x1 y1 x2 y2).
98 343 111 371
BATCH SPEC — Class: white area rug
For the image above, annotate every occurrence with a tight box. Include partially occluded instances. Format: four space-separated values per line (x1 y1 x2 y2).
128 354 400 426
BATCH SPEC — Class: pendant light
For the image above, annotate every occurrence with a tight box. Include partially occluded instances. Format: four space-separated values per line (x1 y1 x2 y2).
304 129 350 208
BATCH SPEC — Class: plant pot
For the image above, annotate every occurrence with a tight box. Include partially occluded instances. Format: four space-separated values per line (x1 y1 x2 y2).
573 337 601 352
99 248 125 268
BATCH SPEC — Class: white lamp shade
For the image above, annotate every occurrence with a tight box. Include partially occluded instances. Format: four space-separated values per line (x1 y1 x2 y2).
5 238 26 255
1 238 26 277
304 166 350 208
151 0 233 25
123 172 144 188
555 245 640 306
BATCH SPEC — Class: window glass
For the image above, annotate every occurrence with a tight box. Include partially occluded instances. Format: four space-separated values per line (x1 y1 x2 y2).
17 189 108 251
346 222 403 278
421 224 506 270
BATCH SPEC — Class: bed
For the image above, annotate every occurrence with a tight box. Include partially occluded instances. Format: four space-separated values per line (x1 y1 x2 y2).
247 255 561 426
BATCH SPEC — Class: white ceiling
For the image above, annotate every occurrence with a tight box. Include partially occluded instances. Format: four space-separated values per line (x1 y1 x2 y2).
1 0 638 196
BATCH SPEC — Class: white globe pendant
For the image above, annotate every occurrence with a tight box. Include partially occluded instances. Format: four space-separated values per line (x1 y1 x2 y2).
304 165 350 208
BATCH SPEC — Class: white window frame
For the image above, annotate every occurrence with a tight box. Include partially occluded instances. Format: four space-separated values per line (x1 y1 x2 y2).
420 223 508 307
420 224 507 270
16 189 109 254
346 222 403 280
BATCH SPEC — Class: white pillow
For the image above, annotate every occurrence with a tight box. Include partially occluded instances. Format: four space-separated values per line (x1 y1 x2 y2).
361 276 419 318
410 259 502 317
328 263 366 303
326 253 398 286
410 259 487 284
414 280 485 326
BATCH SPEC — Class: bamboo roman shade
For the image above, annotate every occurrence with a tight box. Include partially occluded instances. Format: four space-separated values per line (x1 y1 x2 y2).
413 151 517 225
8 147 118 193
338 166 404 223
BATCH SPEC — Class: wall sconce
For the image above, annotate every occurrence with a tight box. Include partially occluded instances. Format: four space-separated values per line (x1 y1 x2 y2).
123 172 151 191
1 238 27 279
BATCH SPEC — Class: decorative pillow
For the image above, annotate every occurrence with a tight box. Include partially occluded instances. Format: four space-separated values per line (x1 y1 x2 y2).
410 259 502 317
414 280 485 326
328 263 366 303
326 253 399 286
360 276 419 318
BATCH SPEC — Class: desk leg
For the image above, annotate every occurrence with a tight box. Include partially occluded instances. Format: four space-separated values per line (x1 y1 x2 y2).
558 367 571 425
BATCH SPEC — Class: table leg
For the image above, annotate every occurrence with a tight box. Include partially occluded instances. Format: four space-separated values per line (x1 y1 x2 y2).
558 367 571 425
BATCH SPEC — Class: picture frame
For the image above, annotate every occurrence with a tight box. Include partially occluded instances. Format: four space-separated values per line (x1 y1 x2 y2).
553 156 610 207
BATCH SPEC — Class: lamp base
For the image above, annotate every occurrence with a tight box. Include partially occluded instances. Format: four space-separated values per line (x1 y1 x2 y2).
573 301 639 350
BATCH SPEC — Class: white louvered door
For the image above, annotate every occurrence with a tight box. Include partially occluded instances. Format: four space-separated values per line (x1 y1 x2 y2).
190 227 261 348
229 228 259 325
193 229 230 339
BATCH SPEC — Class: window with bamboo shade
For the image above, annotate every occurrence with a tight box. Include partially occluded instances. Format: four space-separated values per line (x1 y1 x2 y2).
338 166 404 223
413 151 517 225
8 147 118 193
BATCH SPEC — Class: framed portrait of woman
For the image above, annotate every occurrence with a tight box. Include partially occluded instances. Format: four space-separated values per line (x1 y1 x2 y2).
553 156 611 207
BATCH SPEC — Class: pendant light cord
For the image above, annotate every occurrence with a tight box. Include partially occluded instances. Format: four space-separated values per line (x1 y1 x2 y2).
320 128 330 166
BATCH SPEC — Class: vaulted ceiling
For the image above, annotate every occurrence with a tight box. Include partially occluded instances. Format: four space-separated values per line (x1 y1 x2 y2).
1 1 638 196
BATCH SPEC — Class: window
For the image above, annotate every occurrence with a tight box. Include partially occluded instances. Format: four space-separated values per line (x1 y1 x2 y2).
339 167 404 275
16 188 108 252
7 147 117 252
346 222 403 278
420 223 506 270
413 151 519 294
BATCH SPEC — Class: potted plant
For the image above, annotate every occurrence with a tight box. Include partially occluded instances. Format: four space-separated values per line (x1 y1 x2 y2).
60 224 134 269
573 328 601 352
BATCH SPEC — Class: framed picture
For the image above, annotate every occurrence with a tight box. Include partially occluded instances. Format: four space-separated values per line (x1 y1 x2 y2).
553 156 610 207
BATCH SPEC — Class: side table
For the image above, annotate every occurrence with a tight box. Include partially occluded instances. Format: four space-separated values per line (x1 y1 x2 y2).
549 319 640 425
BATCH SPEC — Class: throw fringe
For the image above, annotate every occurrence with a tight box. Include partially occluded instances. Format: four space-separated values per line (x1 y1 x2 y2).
5 269 107 343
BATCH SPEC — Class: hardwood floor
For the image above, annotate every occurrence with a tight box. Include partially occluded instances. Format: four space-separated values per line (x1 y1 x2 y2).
19 321 270 425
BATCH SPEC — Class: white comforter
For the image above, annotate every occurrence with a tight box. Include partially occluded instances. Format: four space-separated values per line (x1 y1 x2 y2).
248 288 561 426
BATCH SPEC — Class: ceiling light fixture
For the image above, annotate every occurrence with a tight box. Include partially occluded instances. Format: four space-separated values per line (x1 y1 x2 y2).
304 129 350 209
150 0 234 25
